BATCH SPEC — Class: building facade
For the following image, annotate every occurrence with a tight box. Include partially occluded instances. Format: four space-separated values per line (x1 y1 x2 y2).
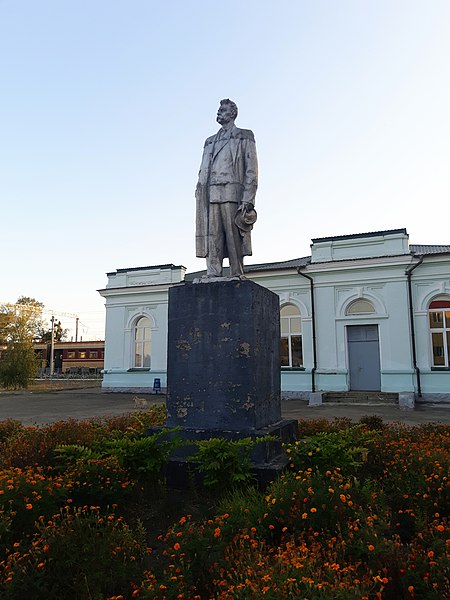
99 229 450 402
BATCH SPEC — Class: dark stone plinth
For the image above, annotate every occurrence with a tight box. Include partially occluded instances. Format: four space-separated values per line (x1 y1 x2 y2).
166 279 281 432
148 419 299 491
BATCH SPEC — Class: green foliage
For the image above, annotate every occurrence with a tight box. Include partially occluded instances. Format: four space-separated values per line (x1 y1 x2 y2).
0 409 167 469
105 429 182 478
0 507 147 600
285 425 375 475
190 437 257 491
358 414 385 431
0 341 38 389
2 415 450 598
54 443 99 464
66 456 133 506
297 416 354 436
0 420 22 443
0 297 45 388
39 319 67 343
0 466 69 546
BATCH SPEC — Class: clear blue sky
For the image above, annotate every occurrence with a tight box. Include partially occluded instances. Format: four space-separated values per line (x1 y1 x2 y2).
1 0 449 340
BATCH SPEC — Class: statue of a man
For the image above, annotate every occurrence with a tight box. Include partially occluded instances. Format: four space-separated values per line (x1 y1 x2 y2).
195 99 258 278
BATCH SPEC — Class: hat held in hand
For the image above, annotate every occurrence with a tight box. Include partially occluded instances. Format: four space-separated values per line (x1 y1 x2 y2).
235 205 257 232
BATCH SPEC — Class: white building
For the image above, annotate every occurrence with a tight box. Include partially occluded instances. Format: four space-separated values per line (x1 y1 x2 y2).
99 229 450 403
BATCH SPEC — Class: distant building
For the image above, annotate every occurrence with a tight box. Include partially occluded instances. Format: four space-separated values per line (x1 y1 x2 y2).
99 229 450 402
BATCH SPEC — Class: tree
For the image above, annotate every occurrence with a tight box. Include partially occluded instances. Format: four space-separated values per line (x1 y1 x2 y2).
39 319 68 343
0 339 37 389
0 298 44 389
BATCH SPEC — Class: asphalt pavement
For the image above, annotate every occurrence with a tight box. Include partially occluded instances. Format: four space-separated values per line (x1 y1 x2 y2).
1 387 450 426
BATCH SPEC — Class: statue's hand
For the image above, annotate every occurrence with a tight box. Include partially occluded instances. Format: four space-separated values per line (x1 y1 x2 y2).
241 202 254 211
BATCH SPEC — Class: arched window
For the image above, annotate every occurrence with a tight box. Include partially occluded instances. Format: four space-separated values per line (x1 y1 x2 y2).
134 317 151 368
346 299 375 315
280 304 302 367
429 299 450 367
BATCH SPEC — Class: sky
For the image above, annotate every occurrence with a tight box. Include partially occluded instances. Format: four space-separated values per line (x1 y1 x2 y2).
1 0 449 340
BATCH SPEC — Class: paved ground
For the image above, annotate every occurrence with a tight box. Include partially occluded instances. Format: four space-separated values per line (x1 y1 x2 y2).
1 387 450 426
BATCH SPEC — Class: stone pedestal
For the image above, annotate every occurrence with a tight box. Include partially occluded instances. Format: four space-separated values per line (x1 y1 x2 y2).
157 278 297 489
166 279 281 431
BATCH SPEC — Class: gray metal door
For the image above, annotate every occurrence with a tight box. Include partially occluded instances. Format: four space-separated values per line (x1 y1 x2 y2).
347 325 381 391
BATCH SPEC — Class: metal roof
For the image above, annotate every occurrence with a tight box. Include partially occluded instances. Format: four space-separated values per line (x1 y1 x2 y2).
311 228 408 243
410 245 450 255
185 257 310 281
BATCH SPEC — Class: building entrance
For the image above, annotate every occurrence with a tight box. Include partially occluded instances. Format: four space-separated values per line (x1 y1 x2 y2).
347 325 381 391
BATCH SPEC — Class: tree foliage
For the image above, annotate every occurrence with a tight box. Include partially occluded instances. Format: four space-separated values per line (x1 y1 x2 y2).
39 320 67 343
0 298 43 389
0 341 38 389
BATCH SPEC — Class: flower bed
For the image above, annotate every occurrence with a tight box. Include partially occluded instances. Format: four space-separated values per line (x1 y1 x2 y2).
0 412 449 598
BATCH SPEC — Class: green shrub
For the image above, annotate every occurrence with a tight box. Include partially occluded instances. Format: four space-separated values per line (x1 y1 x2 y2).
105 429 182 478
285 425 375 475
190 437 257 492
0 507 147 600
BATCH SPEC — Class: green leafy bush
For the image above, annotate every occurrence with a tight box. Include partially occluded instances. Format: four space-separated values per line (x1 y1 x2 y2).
106 429 182 478
285 425 375 475
190 437 257 491
0 507 147 600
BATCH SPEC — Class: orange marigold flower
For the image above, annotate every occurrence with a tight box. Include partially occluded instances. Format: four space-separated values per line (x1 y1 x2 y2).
428 551 434 558
310 507 317 513
214 527 221 538
437 525 445 532
339 494 346 503
37 562 45 569
368 545 375 552
25 503 33 510
173 543 181 551
408 585 414 592
179 516 186 524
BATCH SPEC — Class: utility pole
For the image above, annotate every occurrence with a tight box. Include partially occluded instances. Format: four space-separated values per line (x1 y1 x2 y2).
75 317 79 342
50 316 55 376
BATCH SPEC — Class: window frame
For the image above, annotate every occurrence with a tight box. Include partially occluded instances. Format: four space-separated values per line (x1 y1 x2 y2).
133 316 152 369
280 304 303 369
429 300 450 368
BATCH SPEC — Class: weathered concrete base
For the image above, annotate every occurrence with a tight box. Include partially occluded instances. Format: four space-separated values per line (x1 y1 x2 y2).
399 392 416 409
309 391 324 406
148 419 299 491
166 279 281 432
418 393 450 404
102 387 167 394
281 391 310 402
161 278 290 489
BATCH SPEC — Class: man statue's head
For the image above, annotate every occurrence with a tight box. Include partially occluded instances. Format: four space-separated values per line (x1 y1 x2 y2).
216 99 238 126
